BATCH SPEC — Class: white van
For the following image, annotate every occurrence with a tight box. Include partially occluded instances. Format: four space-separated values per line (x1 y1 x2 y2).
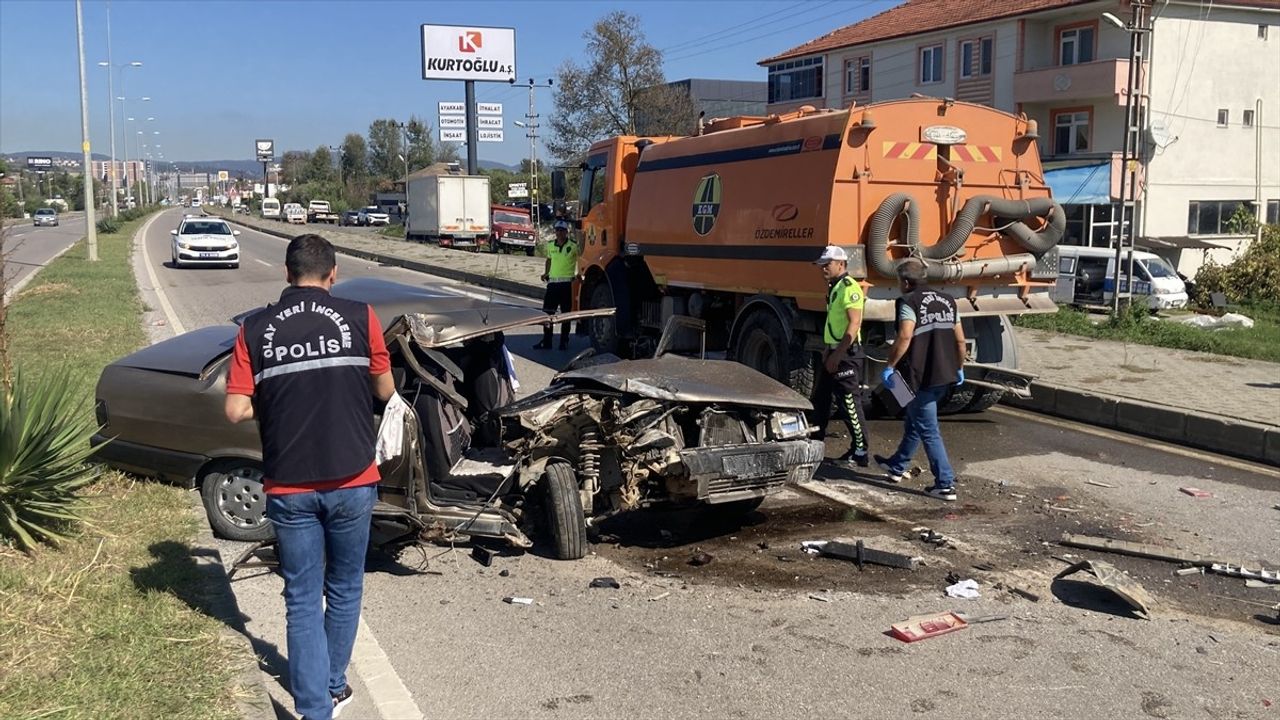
1051 246 1188 311
261 197 281 220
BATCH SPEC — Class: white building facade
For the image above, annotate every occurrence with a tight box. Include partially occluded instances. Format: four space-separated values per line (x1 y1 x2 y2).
761 0 1280 277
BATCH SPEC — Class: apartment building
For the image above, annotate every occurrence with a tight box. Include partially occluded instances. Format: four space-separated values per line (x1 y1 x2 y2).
89 160 147 187
760 0 1280 276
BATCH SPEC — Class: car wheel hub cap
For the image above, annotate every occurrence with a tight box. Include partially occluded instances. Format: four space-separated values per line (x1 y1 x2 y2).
215 467 266 528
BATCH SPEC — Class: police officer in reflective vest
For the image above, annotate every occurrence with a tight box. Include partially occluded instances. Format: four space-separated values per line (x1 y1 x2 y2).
812 245 871 468
535 220 579 350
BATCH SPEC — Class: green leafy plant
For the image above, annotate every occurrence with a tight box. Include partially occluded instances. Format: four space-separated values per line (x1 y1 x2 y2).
1192 223 1280 307
0 370 102 551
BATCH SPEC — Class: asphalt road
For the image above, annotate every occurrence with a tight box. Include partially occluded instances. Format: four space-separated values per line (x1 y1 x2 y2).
2 212 87 303
132 208 1280 720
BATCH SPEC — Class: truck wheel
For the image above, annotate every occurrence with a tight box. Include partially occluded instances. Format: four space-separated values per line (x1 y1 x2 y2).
733 310 812 395
955 315 1019 415
585 281 620 355
542 462 587 560
937 385 977 414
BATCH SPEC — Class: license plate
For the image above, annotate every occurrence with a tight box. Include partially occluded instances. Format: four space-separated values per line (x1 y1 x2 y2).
199 252 219 258
722 452 784 479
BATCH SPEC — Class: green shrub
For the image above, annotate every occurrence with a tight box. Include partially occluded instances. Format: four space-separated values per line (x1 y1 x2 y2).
0 371 102 551
1192 224 1280 307
96 217 121 235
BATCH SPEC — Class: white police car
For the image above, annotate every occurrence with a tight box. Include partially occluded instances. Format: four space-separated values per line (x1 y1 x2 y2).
169 217 240 268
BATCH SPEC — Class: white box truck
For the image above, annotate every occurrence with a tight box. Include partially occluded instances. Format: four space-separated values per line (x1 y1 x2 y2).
406 174 491 249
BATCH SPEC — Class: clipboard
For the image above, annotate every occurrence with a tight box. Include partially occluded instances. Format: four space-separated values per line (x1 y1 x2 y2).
884 369 915 408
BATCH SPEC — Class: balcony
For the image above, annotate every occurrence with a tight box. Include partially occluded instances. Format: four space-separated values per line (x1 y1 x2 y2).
1014 59 1131 105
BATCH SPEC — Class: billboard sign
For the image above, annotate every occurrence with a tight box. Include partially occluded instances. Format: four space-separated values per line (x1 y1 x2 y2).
439 101 465 115
507 182 528 198
477 102 503 115
421 24 515 82
478 129 504 143
255 139 274 162
440 128 466 143
478 116 503 129
217 170 230 182
440 116 467 128
26 156 52 169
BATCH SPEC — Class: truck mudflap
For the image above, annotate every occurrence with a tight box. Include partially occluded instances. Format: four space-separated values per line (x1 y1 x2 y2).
962 363 1037 398
677 439 825 504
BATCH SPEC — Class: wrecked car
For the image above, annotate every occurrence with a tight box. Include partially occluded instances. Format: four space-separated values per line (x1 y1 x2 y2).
92 278 825 558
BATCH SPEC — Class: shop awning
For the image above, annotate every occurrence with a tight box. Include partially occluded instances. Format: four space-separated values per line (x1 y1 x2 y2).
1044 162 1112 205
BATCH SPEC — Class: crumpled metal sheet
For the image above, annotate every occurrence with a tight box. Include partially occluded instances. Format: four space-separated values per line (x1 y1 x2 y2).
1055 559 1155 619
559 356 813 410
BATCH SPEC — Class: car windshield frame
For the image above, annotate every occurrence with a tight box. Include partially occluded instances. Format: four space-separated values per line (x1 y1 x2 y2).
1139 257 1177 279
34 209 56 216
180 221 233 235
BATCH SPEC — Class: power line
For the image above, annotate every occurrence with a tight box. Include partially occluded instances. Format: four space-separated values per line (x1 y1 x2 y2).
665 0 890 63
660 1 837 53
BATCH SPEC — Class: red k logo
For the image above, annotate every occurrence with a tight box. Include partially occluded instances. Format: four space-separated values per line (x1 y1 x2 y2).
458 31 482 53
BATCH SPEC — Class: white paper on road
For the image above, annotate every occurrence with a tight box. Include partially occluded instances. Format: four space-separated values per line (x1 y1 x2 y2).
503 346 521 392
376 392 409 464
945 579 981 599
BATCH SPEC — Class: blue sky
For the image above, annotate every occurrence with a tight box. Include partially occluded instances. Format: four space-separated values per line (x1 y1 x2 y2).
0 0 891 166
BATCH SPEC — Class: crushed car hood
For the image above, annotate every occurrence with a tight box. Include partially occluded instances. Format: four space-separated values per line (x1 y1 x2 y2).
558 355 813 410
111 325 238 377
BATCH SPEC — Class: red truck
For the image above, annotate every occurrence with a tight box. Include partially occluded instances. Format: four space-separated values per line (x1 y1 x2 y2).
489 204 537 255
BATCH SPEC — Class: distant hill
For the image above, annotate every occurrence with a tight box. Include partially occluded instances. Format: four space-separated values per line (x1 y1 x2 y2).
4 150 111 163
5 150 521 176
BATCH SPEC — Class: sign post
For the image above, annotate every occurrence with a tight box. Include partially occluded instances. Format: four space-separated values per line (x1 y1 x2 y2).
255 139 274 198
421 24 515 175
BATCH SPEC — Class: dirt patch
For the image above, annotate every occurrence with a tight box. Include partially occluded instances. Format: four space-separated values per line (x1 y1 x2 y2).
18 282 78 299
1120 364 1160 374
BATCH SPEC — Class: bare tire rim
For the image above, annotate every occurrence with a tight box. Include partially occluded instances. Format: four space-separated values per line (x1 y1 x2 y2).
214 466 267 529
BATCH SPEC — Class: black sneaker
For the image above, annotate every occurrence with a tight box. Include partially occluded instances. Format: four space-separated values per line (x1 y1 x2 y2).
925 483 957 502
332 685 353 718
872 454 906 483
835 450 869 468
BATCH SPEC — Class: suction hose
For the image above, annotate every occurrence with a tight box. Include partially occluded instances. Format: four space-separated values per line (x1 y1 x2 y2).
866 193 1064 279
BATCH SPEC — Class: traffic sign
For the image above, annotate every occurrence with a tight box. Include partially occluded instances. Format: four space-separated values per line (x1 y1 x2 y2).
478 129 504 143
477 103 503 115
439 101 465 115
478 116 503 129
440 116 467 128
507 182 528 198
440 128 465 143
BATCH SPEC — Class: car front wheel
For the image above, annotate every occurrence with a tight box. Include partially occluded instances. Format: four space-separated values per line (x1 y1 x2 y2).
200 460 274 542
542 462 586 560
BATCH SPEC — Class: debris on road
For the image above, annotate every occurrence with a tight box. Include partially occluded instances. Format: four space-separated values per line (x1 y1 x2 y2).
648 591 670 602
1008 586 1041 603
1175 567 1205 577
800 540 918 570
1208 563 1279 584
913 527 949 547
889 612 968 643
1086 480 1116 488
689 551 715 567
1060 533 1208 565
471 545 496 567
956 613 1009 625
499 569 510 577
1055 559 1155 619
808 593 833 602
589 577 622 589
1245 579 1280 589
945 579 981 599
503 596 534 605
1179 487 1213 498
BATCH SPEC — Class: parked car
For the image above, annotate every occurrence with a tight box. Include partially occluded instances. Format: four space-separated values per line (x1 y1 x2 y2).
261 197 281 220
90 279 824 555
489 205 536 255
282 203 306 224
358 206 390 226
169 217 240 269
1051 245 1189 311
32 207 59 227
341 209 361 226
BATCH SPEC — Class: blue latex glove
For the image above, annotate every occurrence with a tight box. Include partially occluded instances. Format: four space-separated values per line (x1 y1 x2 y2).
956 368 966 386
881 367 895 388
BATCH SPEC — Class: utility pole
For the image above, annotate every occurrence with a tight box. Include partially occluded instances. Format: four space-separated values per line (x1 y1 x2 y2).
1109 2 1151 316
510 78 553 226
75 0 98 261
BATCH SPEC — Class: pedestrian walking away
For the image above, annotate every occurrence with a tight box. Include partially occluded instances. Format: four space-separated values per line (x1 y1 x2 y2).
811 245 871 468
225 234 395 720
535 219 579 350
874 257 967 502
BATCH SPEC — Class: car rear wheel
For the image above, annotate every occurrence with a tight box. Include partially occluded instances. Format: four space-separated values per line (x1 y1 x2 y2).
200 460 274 542
542 462 586 560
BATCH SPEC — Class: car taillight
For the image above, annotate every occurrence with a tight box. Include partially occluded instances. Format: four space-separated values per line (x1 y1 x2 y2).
95 400 108 428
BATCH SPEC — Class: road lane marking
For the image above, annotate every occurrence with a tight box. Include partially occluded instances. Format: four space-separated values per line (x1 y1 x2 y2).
138 212 187 335
254 258 272 267
992 406 1280 479
352 615 424 720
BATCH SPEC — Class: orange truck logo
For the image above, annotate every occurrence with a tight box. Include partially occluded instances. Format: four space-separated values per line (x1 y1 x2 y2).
692 173 721 236
458 31 482 53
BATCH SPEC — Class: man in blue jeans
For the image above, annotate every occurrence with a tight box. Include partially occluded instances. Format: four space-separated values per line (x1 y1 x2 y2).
873 258 968 501
225 234 394 719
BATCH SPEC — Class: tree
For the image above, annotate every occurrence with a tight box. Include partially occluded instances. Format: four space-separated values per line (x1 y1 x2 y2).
546 11 698 162
404 115 435 174
306 146 335 184
280 150 312 186
340 133 369 184
367 119 404 182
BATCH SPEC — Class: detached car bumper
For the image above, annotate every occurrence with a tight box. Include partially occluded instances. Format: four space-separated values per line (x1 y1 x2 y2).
677 439 824 504
1151 292 1188 310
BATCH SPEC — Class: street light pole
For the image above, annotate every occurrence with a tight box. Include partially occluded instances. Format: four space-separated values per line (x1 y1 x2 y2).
509 78 553 226
75 0 98 260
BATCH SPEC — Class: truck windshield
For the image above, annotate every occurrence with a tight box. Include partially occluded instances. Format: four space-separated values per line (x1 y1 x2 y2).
579 153 608 214
493 211 530 225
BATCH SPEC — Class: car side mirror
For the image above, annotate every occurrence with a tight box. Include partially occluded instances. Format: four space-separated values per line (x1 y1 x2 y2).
551 170 566 201
233 230 241 236
170 229 178 235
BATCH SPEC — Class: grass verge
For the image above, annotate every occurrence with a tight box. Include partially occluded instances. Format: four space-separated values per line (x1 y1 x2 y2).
0 214 246 720
1014 302 1280 363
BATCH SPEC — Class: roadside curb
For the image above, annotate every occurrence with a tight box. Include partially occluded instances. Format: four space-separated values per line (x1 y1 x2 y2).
1002 382 1279 467
219 215 546 299
185 496 276 720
